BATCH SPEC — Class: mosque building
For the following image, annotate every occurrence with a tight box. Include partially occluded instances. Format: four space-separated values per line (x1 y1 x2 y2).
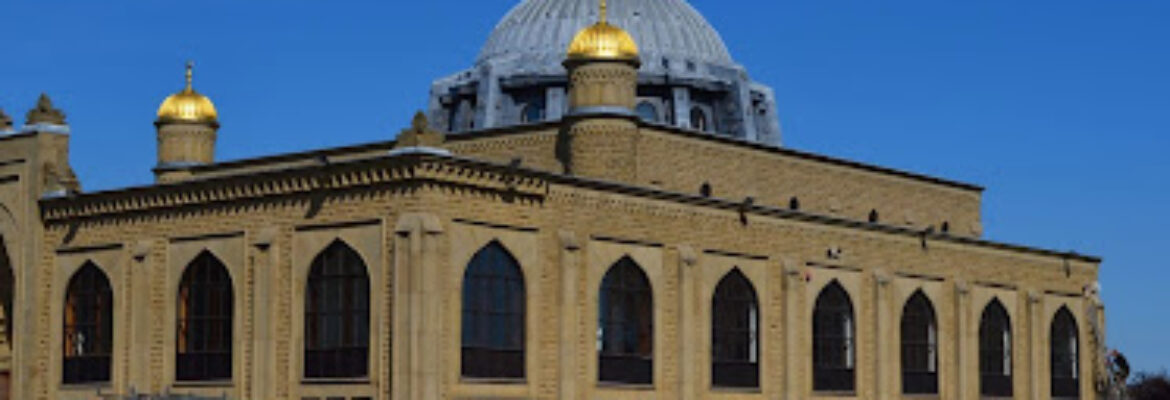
0 0 1108 399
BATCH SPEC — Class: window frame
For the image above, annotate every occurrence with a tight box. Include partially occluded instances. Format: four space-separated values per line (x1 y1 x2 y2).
900 291 938 394
711 269 760 389
303 240 371 380
175 251 235 383
1050 307 1080 398
461 242 527 380
62 262 114 385
979 299 1013 397
597 257 654 386
812 280 855 392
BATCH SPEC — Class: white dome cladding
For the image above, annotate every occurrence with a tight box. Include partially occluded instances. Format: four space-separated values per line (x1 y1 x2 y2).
479 0 734 68
429 0 782 145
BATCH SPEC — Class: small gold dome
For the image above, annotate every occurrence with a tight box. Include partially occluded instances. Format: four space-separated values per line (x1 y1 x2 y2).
567 0 639 61
157 62 218 123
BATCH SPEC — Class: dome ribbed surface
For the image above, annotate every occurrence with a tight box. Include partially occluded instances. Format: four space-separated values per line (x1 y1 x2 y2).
479 0 734 66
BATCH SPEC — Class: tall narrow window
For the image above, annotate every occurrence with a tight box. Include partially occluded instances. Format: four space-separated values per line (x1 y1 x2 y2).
901 291 938 394
690 107 708 132
63 262 113 384
711 269 759 388
813 280 855 392
598 257 653 385
980 299 1013 397
462 242 526 379
1051 307 1080 398
176 251 234 382
305 240 370 379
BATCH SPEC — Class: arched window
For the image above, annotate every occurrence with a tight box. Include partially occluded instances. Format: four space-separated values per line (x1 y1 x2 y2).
813 280 854 392
176 251 234 382
1051 307 1080 398
598 257 653 385
980 299 1012 397
868 210 880 223
636 102 658 123
0 238 13 348
700 183 712 198
690 107 708 132
305 240 370 379
901 291 938 394
462 242 526 379
63 262 113 384
712 269 759 388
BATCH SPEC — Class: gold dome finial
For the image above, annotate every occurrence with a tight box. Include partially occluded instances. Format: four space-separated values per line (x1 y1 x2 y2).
158 61 218 124
566 0 639 61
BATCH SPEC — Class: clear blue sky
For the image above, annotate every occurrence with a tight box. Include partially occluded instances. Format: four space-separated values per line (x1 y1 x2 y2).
2 0 1167 373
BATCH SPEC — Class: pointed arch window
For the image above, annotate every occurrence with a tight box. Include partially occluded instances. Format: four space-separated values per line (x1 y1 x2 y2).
1051 307 1080 398
901 291 938 394
63 262 113 384
813 280 855 392
711 269 760 388
305 240 370 379
176 251 234 382
461 242 526 379
598 257 653 385
980 299 1013 397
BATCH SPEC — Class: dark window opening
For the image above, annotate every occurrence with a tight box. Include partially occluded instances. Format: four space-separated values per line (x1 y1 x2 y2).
177 251 234 382
598 257 653 385
941 222 951 234
813 281 854 392
63 262 113 384
520 102 545 124
636 102 658 123
712 270 759 388
980 299 1013 397
700 183 712 198
1051 307 1080 398
901 291 938 394
868 210 880 223
462 242 526 379
305 241 370 379
0 238 13 349
789 197 801 211
690 107 708 132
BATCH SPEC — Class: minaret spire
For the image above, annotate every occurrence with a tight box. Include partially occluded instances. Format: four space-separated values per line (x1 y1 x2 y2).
185 61 194 92
600 0 607 23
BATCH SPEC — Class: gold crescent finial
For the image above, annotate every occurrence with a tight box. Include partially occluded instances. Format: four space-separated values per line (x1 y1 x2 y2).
185 61 194 92
600 0 607 23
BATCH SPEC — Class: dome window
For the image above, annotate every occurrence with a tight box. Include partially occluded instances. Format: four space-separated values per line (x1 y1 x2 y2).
636 102 658 123
520 103 545 124
690 107 709 132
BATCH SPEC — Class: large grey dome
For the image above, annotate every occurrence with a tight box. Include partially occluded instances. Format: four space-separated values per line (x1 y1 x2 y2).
479 0 734 67
429 0 783 146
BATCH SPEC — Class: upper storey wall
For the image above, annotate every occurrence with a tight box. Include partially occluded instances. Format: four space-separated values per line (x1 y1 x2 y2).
168 119 981 236
635 126 984 236
445 122 983 237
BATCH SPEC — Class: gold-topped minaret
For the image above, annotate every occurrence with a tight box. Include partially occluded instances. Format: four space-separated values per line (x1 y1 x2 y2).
157 62 219 123
559 0 643 181
566 0 639 61
155 61 220 183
